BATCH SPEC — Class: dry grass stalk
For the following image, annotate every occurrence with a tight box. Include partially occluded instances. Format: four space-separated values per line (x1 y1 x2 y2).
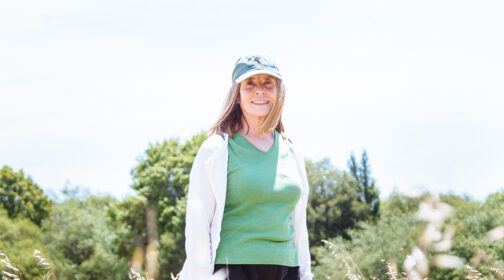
383 260 410 280
432 225 455 252
33 250 56 280
468 245 504 279
129 268 153 280
384 260 399 280
0 250 21 280
491 267 504 279
403 250 426 280
403 194 467 278
486 226 504 242
322 239 366 280
319 193 480 279
343 258 362 280
416 194 453 227
465 265 485 280
432 254 464 269
469 250 484 269
33 250 50 270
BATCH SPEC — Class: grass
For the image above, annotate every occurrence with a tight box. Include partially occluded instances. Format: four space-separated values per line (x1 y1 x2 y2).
321 194 504 280
1 248 180 280
1 250 20 280
2 193 503 280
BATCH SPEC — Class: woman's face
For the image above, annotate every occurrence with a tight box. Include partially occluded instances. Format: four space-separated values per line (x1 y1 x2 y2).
238 74 278 121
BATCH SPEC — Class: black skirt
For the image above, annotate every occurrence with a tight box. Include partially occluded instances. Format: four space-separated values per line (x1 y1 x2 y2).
213 264 300 280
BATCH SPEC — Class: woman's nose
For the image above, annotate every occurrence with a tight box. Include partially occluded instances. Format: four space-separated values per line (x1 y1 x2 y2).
255 86 266 94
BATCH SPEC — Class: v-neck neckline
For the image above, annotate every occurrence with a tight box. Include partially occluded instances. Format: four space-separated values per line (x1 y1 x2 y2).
235 131 277 153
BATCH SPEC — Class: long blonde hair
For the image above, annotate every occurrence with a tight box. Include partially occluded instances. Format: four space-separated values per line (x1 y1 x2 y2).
208 79 286 138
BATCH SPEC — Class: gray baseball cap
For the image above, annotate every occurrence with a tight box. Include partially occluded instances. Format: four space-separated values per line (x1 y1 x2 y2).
231 55 282 83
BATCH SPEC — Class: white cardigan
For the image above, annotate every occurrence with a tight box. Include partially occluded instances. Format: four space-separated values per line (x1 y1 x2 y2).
180 133 313 280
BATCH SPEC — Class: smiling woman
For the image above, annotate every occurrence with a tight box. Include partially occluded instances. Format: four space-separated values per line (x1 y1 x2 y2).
180 55 313 280
239 74 278 123
208 56 286 140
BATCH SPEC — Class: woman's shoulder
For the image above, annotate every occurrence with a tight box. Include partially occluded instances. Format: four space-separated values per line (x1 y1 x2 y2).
199 133 228 153
282 135 305 159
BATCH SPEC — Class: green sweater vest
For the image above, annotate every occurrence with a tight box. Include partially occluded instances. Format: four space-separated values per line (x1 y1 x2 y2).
215 131 301 266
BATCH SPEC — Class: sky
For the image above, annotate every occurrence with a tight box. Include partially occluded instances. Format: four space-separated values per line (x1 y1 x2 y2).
1 0 503 201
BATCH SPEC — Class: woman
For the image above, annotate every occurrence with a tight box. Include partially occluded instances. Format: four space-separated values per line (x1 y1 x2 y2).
180 55 313 280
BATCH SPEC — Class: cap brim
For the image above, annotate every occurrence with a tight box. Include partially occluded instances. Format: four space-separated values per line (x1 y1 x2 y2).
234 69 282 83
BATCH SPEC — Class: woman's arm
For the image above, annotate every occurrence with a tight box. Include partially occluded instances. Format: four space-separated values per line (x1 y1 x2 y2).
180 144 216 280
293 144 314 280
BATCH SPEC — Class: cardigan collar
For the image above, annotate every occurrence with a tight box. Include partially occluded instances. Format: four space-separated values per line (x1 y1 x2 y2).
203 133 229 208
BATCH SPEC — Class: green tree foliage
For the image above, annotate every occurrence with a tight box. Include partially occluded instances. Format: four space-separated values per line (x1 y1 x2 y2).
380 192 423 216
43 191 129 280
6 131 504 279
0 166 52 226
347 151 380 220
313 191 504 279
109 132 207 277
427 191 504 279
0 208 49 279
312 212 420 279
108 195 149 259
305 158 370 245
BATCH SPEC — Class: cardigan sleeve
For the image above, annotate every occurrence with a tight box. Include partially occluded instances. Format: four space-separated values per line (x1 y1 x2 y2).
179 143 217 280
292 143 314 280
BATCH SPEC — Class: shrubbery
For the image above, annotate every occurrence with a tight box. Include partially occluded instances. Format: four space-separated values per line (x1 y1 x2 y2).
1 132 503 279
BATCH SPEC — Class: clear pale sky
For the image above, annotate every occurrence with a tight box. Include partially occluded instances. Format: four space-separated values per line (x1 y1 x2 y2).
1 0 503 201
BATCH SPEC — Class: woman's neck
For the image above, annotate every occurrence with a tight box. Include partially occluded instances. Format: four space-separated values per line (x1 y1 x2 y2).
239 117 271 140
239 119 275 152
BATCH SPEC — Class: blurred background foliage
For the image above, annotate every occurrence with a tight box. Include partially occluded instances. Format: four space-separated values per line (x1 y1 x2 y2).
1 131 503 279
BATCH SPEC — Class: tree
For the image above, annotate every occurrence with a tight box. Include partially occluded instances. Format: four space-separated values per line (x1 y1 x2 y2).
108 195 150 269
347 151 380 220
43 191 129 280
305 158 370 246
380 192 422 216
313 192 504 279
0 208 50 279
0 165 52 226
109 132 207 277
312 212 420 279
